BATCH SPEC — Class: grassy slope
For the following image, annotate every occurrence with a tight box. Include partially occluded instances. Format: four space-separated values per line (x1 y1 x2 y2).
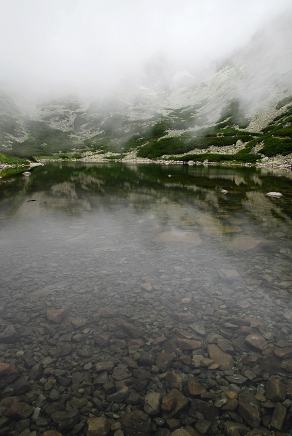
0 152 29 165
131 101 292 161
2 99 292 164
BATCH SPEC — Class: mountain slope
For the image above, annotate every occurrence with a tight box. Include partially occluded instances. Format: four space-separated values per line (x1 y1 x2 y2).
0 13 292 165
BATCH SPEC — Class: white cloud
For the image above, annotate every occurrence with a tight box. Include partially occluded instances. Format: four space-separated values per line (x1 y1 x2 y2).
0 0 291 102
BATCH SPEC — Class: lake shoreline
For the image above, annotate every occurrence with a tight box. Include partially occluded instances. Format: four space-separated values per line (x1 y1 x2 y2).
36 154 292 171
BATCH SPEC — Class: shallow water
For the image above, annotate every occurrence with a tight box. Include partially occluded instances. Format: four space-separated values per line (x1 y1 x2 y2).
0 163 292 435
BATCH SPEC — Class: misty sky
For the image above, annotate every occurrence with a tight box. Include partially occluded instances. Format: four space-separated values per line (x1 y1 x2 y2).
0 0 292 101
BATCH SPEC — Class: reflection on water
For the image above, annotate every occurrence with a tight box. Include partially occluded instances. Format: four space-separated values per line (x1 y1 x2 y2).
0 163 292 435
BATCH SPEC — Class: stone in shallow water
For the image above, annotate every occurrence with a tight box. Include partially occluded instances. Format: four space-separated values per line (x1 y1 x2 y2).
0 324 17 342
46 308 66 323
95 361 114 373
189 399 218 421
121 410 151 436
219 268 240 280
156 351 175 370
225 374 247 385
281 359 292 373
238 395 261 427
187 377 206 396
266 376 286 401
176 337 201 351
224 421 249 435
144 392 161 415
50 409 80 430
87 416 110 436
271 403 286 430
190 324 206 336
266 191 282 198
157 230 201 245
195 420 211 435
170 429 194 436
229 237 261 251
245 333 267 351
113 318 142 338
161 389 188 415
0 397 33 418
207 344 233 369
112 364 131 381
0 362 17 377
42 432 63 436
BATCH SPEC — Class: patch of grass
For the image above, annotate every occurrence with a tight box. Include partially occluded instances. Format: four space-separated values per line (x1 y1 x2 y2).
12 121 77 157
261 136 292 156
137 135 194 158
0 152 29 165
123 135 145 151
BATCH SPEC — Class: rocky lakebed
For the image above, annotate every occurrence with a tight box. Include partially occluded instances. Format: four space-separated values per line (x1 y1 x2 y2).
0 163 291 436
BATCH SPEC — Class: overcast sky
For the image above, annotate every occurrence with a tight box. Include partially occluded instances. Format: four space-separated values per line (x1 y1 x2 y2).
0 0 291 101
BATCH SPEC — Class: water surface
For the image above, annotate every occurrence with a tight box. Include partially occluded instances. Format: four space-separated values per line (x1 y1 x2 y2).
0 163 291 435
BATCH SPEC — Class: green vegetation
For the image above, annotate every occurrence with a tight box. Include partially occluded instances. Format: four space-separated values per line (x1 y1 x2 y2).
3 96 291 165
259 103 292 156
134 100 292 162
84 134 111 152
0 152 29 165
261 136 292 156
136 124 256 159
11 121 77 157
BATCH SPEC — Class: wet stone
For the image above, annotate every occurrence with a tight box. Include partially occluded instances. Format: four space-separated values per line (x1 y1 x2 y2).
161 389 188 415
0 324 17 342
46 308 66 323
245 333 267 351
50 409 80 430
225 374 247 385
189 399 218 421
187 377 206 396
224 421 249 435
207 344 234 369
87 416 111 436
144 391 161 415
0 397 33 418
266 376 286 401
170 428 194 436
156 351 175 370
281 359 292 372
112 364 131 381
95 361 115 372
176 337 201 351
271 403 286 430
238 394 261 427
0 362 17 377
42 432 63 436
195 420 211 434
121 410 151 436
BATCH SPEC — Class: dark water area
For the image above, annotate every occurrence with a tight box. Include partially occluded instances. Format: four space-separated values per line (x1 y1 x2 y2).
0 163 292 435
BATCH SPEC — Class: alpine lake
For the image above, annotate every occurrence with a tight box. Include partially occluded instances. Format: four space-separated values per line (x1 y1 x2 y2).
0 162 292 436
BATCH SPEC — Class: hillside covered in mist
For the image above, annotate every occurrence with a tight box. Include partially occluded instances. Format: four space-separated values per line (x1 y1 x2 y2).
0 7 292 164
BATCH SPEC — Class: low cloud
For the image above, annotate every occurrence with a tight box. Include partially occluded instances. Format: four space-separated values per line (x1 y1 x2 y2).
0 0 291 108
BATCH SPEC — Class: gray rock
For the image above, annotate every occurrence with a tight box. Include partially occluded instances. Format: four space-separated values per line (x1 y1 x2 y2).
144 392 161 415
0 325 17 342
121 410 151 436
271 403 286 430
266 376 286 401
87 416 111 436
161 389 188 415
238 395 261 427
